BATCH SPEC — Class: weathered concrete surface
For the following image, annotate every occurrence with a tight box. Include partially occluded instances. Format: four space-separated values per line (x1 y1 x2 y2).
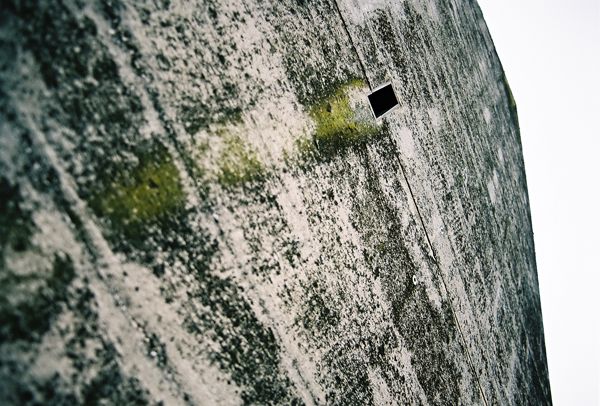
0 0 551 404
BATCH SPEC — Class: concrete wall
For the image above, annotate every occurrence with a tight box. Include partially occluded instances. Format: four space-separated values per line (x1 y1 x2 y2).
0 0 551 404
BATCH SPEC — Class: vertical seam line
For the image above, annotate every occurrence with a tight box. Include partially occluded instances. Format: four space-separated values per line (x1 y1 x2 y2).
332 0 372 90
394 152 490 406
332 1 490 403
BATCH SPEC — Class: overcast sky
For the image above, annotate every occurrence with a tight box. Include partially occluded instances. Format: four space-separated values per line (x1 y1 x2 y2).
476 0 600 404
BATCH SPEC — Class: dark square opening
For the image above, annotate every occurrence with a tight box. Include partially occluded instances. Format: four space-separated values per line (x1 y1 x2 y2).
367 83 399 118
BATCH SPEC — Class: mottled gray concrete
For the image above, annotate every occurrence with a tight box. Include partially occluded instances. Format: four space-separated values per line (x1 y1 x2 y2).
0 0 551 404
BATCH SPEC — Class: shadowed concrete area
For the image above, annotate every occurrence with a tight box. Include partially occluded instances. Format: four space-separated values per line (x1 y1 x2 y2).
0 0 551 404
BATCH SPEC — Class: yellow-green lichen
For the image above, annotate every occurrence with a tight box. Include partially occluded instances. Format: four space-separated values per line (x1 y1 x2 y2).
306 79 378 157
91 152 185 233
501 73 519 128
217 135 265 187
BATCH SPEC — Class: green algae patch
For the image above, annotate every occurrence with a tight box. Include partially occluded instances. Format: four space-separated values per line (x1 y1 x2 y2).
501 73 519 128
189 126 266 190
90 150 186 236
305 80 379 158
217 134 265 188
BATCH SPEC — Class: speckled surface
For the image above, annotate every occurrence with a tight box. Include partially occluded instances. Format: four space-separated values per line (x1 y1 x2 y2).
0 0 551 404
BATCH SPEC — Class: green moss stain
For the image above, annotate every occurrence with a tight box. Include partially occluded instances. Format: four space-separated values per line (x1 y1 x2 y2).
501 72 519 128
90 149 185 237
301 80 379 158
217 134 265 187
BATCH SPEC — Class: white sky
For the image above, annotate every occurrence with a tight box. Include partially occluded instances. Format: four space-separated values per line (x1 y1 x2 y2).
476 0 600 404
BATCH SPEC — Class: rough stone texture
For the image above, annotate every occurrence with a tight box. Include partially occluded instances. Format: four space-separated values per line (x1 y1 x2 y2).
0 0 551 404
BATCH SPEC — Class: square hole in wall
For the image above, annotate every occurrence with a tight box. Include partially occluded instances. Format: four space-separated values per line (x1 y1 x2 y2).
368 83 399 119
